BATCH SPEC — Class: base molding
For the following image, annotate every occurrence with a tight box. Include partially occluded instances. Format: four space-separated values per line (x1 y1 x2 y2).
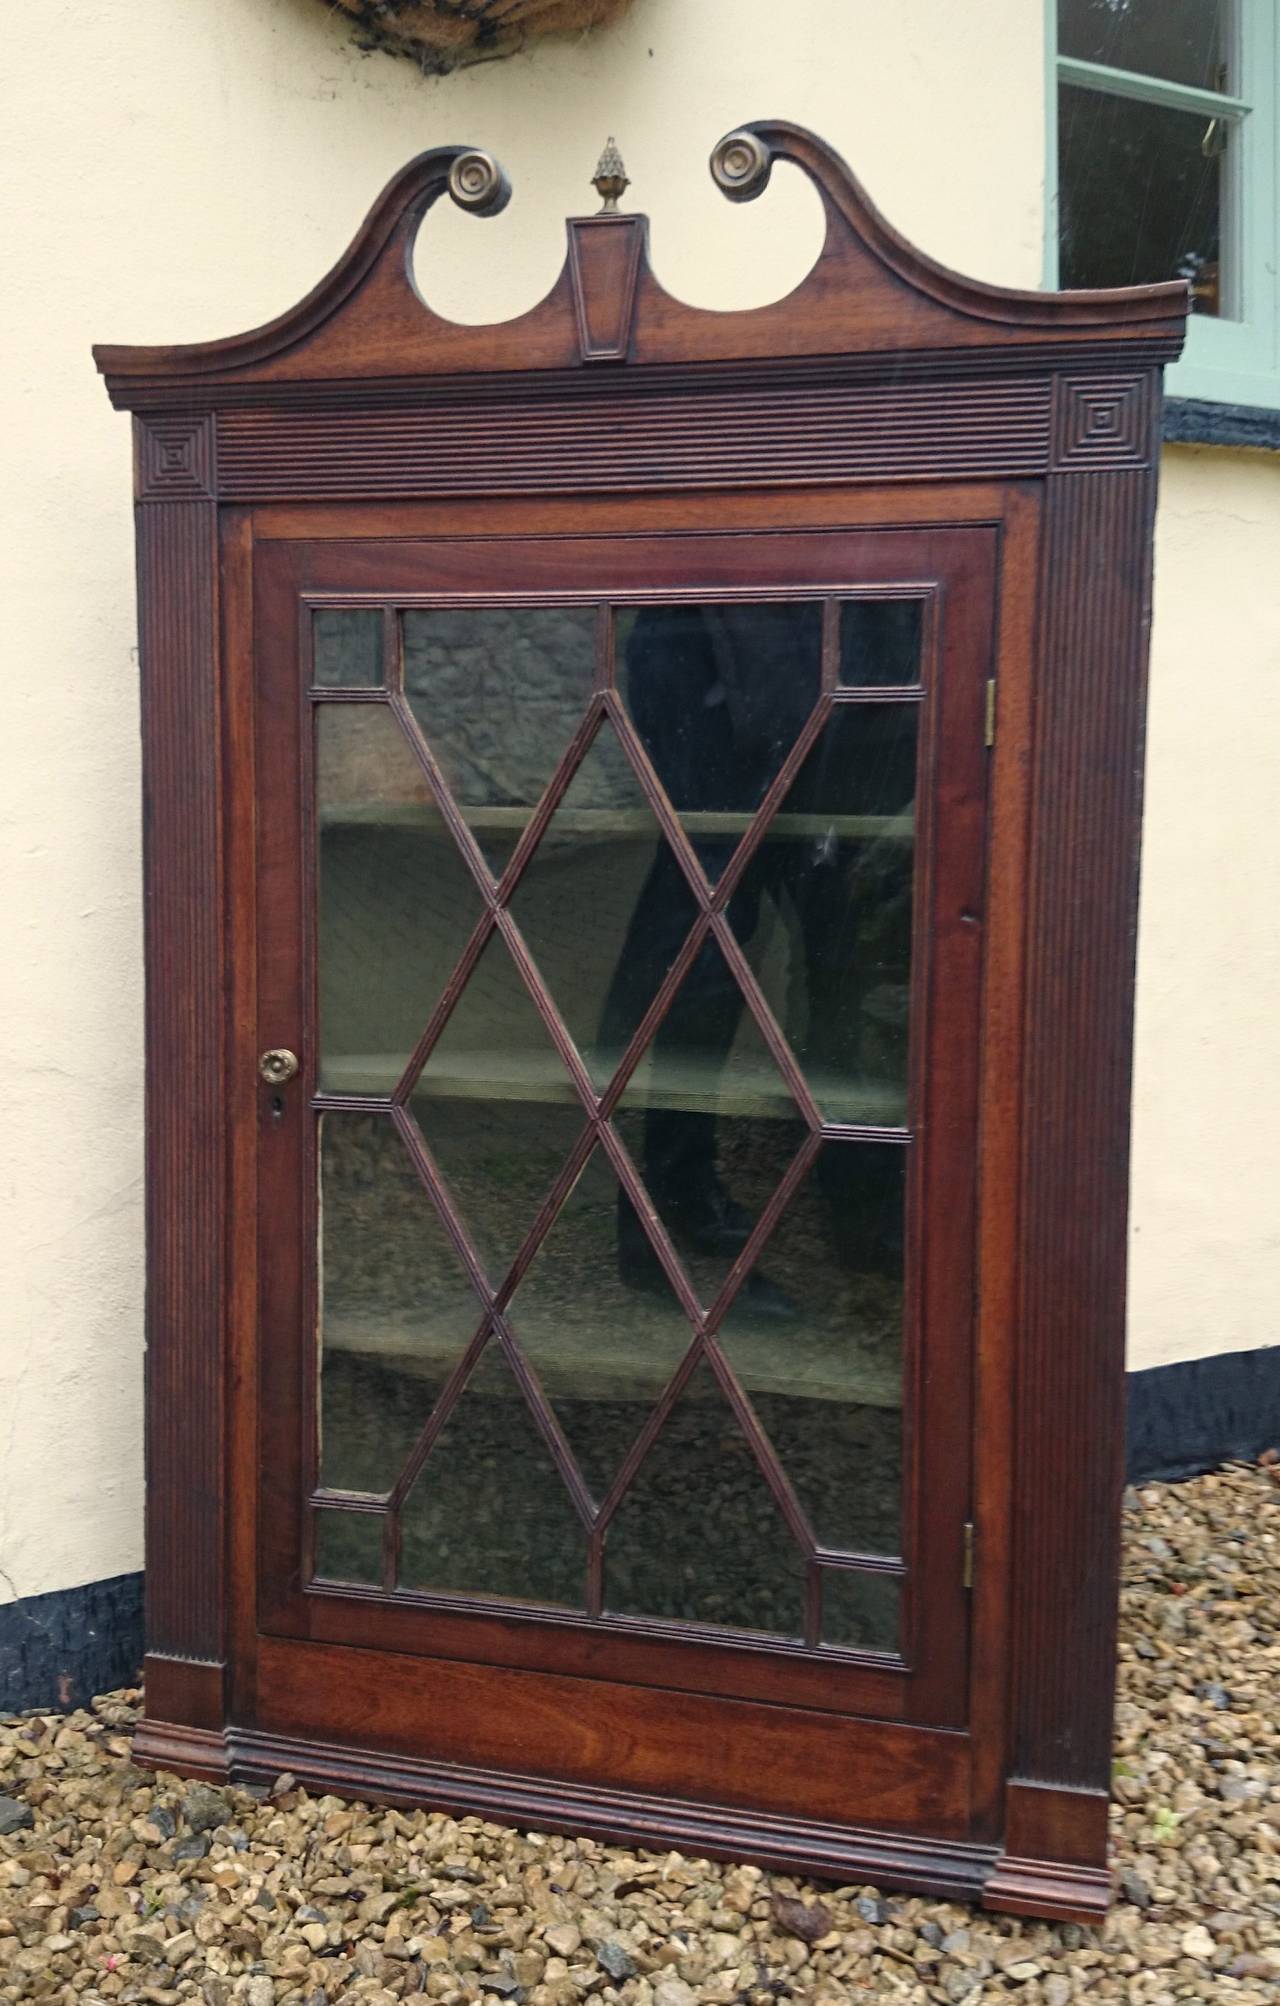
216 1722 998 1901
129 1715 1124 1921
133 1717 230 1782
983 1852 1112 1923
981 1779 1111 1921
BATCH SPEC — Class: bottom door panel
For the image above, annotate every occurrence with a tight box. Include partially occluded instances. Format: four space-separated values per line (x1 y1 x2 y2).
247 1635 974 1839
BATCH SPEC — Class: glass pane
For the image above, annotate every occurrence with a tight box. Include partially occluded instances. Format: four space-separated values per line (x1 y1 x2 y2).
314 1509 384 1586
619 933 802 1124
508 719 701 1088
838 600 923 687
408 933 590 1287
317 705 484 1096
318 1112 484 1493
612 1108 807 1317
726 703 916 1127
404 607 599 873
399 1345 586 1608
1058 84 1225 315
604 1360 806 1636
313 609 383 689
617 603 822 882
718 1141 904 1555
504 1141 695 1503
1059 0 1228 93
822 1568 900 1653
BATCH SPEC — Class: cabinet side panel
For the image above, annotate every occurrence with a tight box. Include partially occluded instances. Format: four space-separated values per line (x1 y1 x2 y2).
135 478 226 1677
1011 453 1158 1792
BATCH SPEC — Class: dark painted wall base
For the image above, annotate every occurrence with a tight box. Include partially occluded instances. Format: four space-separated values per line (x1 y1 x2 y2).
1126 1344 1279 1484
1164 399 1280 452
0 1571 143 1716
1 1347 1274 1716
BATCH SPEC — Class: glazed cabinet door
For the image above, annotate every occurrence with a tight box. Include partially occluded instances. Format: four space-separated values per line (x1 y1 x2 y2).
249 520 995 1779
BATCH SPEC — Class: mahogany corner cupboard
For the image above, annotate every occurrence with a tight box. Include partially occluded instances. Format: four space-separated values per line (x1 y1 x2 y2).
95 122 1187 1921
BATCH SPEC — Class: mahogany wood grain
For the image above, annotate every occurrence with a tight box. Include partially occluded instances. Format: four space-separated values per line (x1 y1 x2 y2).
1010 462 1160 1794
96 119 1187 1919
251 1636 971 1833
134 482 226 1674
227 1718 997 1901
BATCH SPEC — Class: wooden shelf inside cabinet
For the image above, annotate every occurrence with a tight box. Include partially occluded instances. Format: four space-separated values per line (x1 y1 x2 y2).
321 1048 908 1126
323 1303 904 1411
320 805 917 844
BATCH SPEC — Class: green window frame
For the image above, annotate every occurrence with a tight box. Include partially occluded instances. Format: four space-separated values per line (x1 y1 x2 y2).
1046 0 1280 411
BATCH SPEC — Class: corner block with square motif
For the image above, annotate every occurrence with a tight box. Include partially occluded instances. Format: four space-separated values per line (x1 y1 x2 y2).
136 415 216 500
1051 375 1153 470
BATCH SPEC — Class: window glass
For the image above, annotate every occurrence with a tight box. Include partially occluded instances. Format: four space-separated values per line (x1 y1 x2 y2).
1058 0 1229 94
1058 83 1226 313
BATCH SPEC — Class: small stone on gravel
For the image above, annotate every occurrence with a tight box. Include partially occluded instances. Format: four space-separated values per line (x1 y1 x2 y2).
181 1781 233 1832
595 1938 637 1979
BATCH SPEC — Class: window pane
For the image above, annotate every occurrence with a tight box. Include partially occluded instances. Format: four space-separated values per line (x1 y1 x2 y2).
318 1111 484 1494
314 1509 384 1586
616 602 823 882
838 599 923 687
1059 0 1229 94
603 1358 807 1637
1058 84 1226 315
716 1139 905 1557
822 1568 900 1653
727 703 917 1126
316 705 485 1096
399 1345 587 1609
403 606 598 875
313 609 383 689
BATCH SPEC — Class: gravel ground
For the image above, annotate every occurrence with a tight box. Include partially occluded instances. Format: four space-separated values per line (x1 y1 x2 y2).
2 1462 1277 2006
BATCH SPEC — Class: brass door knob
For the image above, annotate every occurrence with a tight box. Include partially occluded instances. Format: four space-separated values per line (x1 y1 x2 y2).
258 1048 299 1085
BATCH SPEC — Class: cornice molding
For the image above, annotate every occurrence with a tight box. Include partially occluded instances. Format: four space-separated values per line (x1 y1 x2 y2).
95 121 1187 409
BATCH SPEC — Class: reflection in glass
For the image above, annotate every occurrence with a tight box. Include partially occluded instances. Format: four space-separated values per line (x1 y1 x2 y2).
725 704 917 1125
839 599 923 686
610 1109 801 1315
617 602 822 880
314 1509 384 1586
505 1141 694 1502
1059 85 1225 314
313 594 917 1631
604 1360 806 1635
508 720 700 1087
822 1568 900 1653
409 935 589 1287
318 1112 483 1493
313 609 382 689
317 706 484 1096
1058 0 1226 93
399 1345 586 1607
718 1141 904 1556
404 607 598 872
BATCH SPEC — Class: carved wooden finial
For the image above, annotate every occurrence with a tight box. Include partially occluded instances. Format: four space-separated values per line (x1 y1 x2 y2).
592 137 629 213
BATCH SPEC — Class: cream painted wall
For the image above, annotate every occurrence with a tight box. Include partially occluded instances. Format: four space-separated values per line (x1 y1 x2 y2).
1132 447 1280 1372
0 0 1272 1605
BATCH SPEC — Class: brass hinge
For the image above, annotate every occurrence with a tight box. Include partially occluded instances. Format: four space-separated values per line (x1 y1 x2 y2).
963 1521 975 1590
984 679 996 748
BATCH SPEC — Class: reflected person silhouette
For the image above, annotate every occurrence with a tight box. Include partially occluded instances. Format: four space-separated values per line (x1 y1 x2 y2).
601 602 917 1315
